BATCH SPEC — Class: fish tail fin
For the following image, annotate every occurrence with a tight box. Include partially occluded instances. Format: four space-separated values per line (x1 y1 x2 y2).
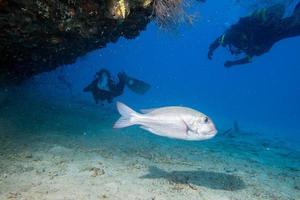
113 102 140 128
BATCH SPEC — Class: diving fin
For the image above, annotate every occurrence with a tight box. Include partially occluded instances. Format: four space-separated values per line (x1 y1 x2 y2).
125 75 151 95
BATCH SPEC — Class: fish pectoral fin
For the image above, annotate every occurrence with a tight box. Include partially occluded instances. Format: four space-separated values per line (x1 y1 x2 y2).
181 119 190 136
187 130 194 136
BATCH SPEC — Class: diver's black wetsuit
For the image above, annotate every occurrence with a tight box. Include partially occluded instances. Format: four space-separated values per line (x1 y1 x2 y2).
84 69 150 104
208 3 300 67
83 69 126 104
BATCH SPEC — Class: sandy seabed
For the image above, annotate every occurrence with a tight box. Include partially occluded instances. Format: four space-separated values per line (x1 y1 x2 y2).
0 91 299 200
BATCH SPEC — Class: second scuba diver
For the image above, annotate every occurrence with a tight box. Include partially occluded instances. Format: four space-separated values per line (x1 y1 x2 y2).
84 68 151 104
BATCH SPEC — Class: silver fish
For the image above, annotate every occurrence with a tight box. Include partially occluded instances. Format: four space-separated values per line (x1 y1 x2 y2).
113 102 217 141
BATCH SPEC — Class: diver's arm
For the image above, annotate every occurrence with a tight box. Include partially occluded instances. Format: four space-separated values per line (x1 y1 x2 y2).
208 36 222 60
224 56 252 67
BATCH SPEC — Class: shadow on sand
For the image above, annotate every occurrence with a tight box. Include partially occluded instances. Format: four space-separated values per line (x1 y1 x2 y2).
141 166 246 191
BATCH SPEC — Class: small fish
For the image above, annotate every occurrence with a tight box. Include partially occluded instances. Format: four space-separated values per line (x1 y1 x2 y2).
113 102 217 141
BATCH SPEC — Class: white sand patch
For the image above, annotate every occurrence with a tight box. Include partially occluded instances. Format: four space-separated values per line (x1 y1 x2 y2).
0 94 299 200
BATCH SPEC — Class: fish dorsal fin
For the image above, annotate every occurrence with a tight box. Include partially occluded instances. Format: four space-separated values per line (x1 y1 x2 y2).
140 108 156 114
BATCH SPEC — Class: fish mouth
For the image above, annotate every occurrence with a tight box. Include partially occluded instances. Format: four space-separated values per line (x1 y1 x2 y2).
207 128 217 136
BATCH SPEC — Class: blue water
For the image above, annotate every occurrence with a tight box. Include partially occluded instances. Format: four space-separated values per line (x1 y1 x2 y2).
32 1 300 141
1 1 300 199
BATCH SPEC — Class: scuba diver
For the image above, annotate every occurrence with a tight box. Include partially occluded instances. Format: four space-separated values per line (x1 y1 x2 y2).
84 68 150 104
208 2 300 67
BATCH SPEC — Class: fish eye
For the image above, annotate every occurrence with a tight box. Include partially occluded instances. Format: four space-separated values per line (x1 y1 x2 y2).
204 117 208 123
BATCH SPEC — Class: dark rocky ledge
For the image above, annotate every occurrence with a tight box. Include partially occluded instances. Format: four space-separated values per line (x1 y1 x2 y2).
0 0 152 86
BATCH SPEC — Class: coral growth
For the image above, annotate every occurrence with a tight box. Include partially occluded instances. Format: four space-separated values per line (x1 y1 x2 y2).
106 0 131 20
0 0 152 86
152 0 192 29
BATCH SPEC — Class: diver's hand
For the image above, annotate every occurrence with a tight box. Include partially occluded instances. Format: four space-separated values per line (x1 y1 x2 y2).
224 61 234 68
